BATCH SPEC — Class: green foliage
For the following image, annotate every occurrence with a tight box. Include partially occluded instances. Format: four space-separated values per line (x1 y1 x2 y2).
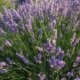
0 0 15 12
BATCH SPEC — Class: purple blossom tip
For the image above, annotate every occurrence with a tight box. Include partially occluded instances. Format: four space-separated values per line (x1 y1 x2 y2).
67 71 73 77
38 72 45 80
35 53 42 64
16 53 30 64
0 62 7 67
74 78 80 80
0 69 8 74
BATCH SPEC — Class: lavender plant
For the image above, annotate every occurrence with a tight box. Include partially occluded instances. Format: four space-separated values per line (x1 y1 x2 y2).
0 0 80 80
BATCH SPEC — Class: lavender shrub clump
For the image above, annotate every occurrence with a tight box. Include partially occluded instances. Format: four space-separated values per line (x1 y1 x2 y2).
0 0 80 80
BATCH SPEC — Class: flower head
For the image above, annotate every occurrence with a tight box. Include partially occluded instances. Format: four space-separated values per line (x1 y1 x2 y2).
35 53 42 64
38 72 45 80
4 40 12 46
0 62 7 67
67 71 73 77
74 78 80 80
0 69 8 74
16 52 30 64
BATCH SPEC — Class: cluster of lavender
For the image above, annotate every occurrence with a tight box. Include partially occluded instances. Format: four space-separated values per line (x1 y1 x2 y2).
0 0 80 80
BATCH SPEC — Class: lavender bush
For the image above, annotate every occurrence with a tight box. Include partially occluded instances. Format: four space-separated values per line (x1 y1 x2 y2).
0 0 80 80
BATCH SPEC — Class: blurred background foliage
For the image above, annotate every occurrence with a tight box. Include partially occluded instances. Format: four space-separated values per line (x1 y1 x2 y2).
0 0 15 12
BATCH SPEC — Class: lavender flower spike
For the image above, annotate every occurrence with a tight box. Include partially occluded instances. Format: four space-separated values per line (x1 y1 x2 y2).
0 69 8 74
16 52 29 64
61 77 67 80
74 78 80 80
38 72 45 80
10 9 22 23
56 60 66 69
0 62 7 68
49 56 56 68
67 71 73 77
35 53 42 64
4 40 12 46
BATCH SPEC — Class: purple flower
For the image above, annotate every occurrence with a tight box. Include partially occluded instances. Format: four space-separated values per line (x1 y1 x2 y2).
38 72 45 80
4 40 12 46
49 56 65 69
74 78 80 80
26 0 33 4
32 6 38 16
58 51 64 59
38 8 44 21
61 77 67 80
43 39 53 52
3 11 10 22
1 7 18 32
76 56 80 63
10 9 22 23
7 20 17 32
0 69 8 74
73 55 80 67
0 13 3 19
26 16 32 31
56 59 66 69
56 47 62 53
73 62 78 67
72 41 77 46
6 57 15 65
49 56 56 68
56 47 64 59
35 53 42 64
49 20 56 28
67 71 73 77
6 57 11 62
16 53 29 64
49 15 55 22
0 62 7 67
